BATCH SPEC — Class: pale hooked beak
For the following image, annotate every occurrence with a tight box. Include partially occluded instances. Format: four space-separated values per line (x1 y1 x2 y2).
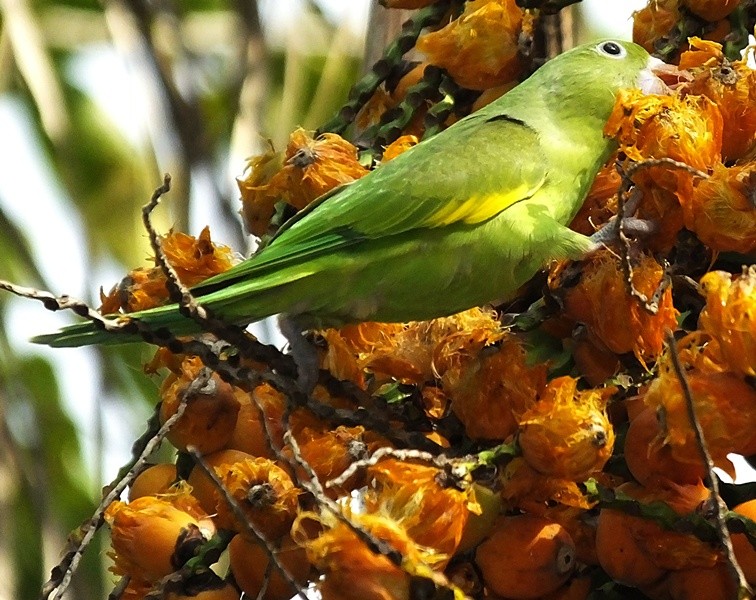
637 56 692 94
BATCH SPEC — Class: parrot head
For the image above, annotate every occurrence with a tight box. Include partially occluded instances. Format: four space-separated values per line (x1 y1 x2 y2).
525 39 670 124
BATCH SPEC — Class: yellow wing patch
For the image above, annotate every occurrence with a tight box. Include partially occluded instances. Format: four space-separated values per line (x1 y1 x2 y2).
423 182 541 228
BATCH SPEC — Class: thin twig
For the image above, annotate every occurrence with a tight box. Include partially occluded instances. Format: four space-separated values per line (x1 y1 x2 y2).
140 175 305 379
282 425 404 566
326 447 438 489
0 280 132 332
665 331 752 599
615 157 708 314
41 368 213 600
142 174 209 322
187 448 309 600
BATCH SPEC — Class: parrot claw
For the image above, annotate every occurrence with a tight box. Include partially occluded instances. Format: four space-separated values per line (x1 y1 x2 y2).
588 216 658 250
278 315 320 394
588 187 657 250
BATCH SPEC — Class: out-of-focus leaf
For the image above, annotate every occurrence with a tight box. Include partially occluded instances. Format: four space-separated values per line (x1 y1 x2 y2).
0 203 45 287
11 480 44 600
51 83 156 266
3 354 105 599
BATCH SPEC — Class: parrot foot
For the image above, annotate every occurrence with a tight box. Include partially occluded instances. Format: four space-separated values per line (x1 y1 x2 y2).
588 186 654 250
278 315 320 394
588 216 658 250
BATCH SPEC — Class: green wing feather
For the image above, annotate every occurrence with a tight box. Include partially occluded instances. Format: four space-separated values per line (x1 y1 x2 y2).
195 113 547 293
33 115 548 347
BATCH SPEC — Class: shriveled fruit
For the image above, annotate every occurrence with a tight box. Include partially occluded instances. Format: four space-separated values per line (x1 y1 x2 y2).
475 515 576 598
518 376 615 480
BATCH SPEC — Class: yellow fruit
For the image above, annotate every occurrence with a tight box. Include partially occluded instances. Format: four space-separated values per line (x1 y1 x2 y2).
105 495 213 582
129 463 178 501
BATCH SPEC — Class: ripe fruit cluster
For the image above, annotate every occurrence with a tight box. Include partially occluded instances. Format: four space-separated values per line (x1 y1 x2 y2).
92 2 756 599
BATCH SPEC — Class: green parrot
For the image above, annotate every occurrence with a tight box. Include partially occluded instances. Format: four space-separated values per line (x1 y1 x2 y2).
32 39 666 348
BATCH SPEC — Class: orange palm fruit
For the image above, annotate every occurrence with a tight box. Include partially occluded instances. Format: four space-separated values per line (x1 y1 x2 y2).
699 268 756 378
681 162 756 254
238 129 368 237
623 407 706 486
99 227 237 314
159 356 241 455
381 135 419 162
187 449 261 514
518 376 615 481
595 505 668 587
229 534 310 600
569 162 620 237
416 0 523 91
225 383 287 458
446 337 546 440
607 88 723 179
475 515 577 599
105 494 213 583
290 424 385 495
667 563 738 600
365 458 480 563
165 581 241 600
683 0 741 22
129 463 178 501
644 367 756 465
560 250 678 364
597 481 718 586
633 0 681 55
211 456 300 538
299 512 433 600
730 499 756 585
570 333 621 387
681 38 756 161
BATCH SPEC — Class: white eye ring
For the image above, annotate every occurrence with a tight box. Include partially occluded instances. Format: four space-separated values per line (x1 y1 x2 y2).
596 41 626 59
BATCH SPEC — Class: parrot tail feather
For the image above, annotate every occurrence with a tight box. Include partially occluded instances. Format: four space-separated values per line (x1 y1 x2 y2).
30 302 200 348
30 321 140 347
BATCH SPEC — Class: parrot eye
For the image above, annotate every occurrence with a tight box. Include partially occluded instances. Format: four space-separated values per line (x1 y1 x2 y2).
596 41 626 58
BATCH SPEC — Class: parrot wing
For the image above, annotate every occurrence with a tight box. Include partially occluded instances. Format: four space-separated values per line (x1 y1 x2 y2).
195 113 547 292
